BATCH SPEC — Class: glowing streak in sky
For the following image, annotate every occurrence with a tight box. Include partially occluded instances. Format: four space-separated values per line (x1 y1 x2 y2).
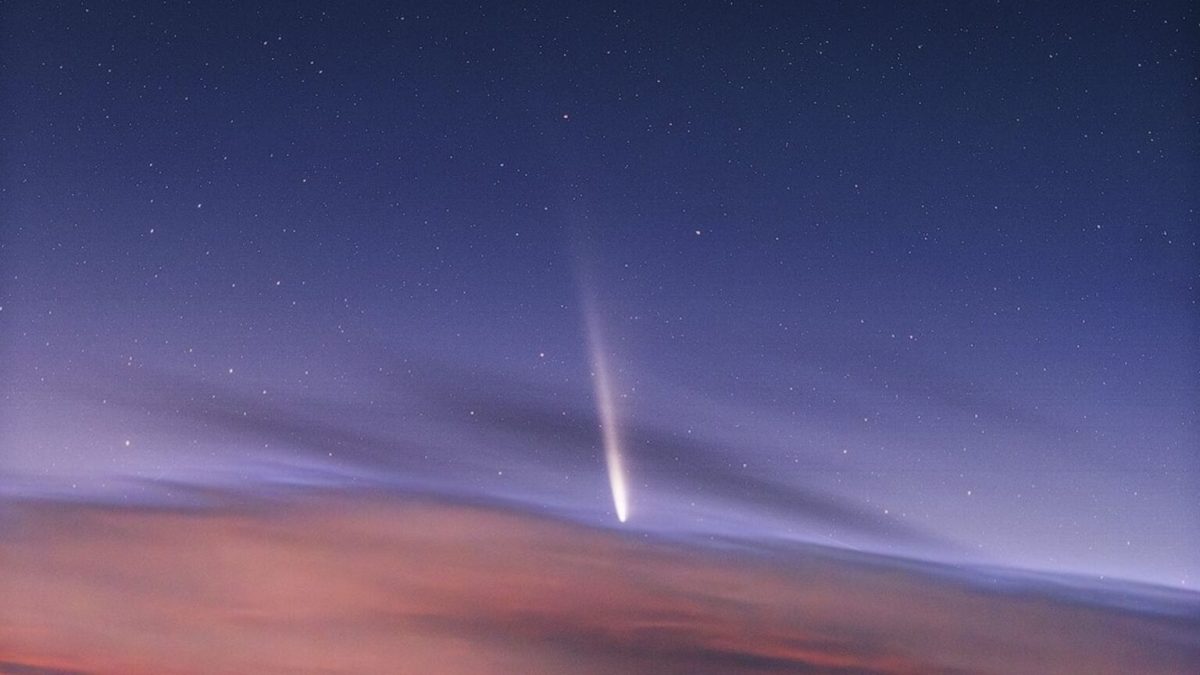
584 302 630 524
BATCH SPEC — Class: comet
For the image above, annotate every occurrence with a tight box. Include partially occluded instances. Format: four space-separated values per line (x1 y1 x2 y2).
583 297 630 524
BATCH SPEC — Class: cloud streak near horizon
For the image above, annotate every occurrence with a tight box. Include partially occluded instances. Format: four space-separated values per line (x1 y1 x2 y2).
40 357 940 550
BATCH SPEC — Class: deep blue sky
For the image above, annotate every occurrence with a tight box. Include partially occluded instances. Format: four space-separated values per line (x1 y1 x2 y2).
2 1 1197 586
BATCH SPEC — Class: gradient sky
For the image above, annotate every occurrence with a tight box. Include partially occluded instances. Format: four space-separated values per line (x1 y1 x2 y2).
1 0 1197 588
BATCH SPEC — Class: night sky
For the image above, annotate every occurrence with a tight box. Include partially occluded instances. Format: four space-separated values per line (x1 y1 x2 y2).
2 0 1197 591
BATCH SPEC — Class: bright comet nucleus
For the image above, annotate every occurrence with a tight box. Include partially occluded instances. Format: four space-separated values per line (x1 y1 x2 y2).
583 300 630 524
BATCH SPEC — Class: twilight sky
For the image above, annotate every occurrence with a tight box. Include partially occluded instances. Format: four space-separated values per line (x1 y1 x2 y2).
1 0 1197 589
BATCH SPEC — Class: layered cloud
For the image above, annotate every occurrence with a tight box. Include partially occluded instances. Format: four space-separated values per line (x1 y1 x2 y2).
2 495 1197 674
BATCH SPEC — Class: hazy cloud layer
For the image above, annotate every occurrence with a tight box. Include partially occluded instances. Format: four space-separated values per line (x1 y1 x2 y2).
63 359 939 547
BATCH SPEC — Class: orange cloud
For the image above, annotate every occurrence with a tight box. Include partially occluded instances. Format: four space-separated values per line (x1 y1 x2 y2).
1 496 1196 674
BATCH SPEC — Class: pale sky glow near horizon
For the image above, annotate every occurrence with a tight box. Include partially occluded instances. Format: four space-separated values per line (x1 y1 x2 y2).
1 0 1198 595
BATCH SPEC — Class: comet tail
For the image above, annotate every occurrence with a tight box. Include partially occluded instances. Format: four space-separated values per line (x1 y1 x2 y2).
584 305 630 524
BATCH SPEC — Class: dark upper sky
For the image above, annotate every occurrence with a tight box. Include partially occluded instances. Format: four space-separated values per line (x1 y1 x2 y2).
1 1 1197 586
